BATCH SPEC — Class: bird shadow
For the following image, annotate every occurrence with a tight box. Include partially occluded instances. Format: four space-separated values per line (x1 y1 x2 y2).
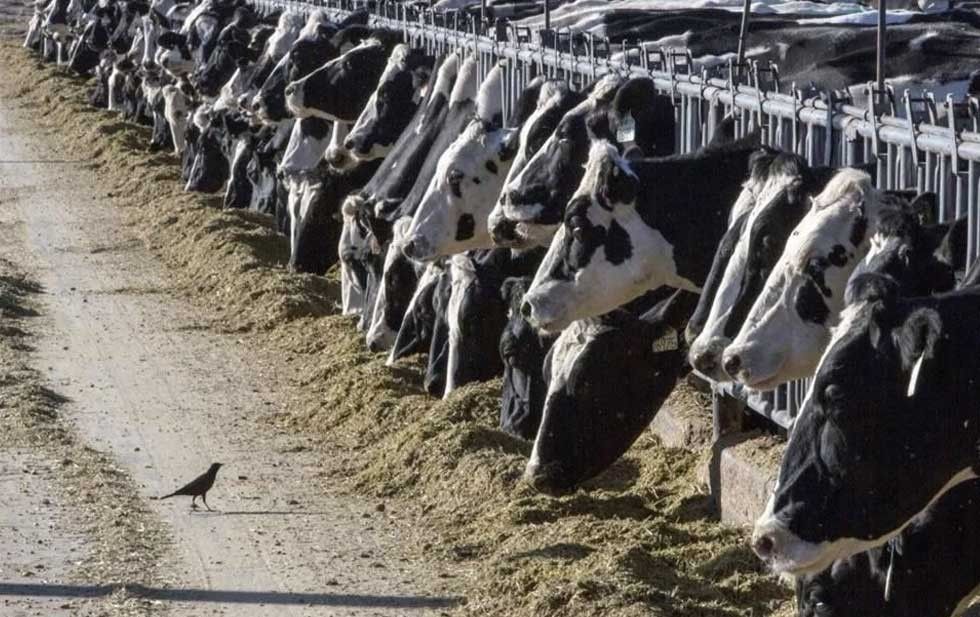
186 510 333 517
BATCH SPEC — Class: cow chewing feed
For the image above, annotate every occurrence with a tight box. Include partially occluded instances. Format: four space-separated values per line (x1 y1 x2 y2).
524 288 698 495
521 136 759 334
752 275 980 576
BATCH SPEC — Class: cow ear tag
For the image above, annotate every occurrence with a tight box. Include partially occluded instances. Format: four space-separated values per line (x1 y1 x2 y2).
907 353 925 398
616 111 636 146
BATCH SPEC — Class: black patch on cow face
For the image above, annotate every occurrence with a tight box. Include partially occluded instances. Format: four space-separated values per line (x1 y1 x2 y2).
805 257 834 298
485 160 498 175
605 219 632 265
300 117 331 140
455 214 475 241
827 244 848 267
794 278 830 324
850 215 868 247
601 161 639 208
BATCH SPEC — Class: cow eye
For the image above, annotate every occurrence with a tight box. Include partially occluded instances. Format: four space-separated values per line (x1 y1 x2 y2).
447 169 464 185
814 601 832 617
823 384 843 402
568 215 587 241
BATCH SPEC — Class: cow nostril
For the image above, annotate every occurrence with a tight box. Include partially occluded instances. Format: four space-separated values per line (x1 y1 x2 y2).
284 84 295 97
520 301 532 320
752 534 775 559
692 352 717 375
723 353 742 378
343 139 355 151
403 240 417 258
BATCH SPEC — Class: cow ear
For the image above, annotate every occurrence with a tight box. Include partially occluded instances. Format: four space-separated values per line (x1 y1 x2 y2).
909 192 938 226
894 307 941 396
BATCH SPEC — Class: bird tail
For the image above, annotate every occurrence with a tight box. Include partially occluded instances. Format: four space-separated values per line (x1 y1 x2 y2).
157 492 176 500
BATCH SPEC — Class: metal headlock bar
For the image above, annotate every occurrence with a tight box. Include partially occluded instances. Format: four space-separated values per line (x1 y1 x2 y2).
255 0 980 431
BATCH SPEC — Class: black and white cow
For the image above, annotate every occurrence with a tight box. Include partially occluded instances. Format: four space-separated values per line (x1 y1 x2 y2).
443 247 546 397
403 63 535 259
499 273 556 440
491 75 676 250
795 479 980 617
387 260 445 366
751 275 980 576
520 136 760 334
721 171 940 391
687 151 839 381
343 44 435 162
523 288 699 494
284 34 398 123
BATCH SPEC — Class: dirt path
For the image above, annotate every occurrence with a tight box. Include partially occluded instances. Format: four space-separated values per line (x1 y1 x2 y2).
0 99 460 614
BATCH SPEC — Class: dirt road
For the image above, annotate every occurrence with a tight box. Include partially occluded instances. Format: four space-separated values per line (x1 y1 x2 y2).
0 96 460 614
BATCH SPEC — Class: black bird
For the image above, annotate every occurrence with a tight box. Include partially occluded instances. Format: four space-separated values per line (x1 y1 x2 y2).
159 463 223 511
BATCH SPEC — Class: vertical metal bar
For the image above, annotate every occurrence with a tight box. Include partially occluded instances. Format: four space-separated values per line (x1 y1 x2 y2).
736 0 751 69
876 1 886 102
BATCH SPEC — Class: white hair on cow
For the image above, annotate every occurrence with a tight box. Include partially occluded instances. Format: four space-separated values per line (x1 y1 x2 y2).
299 8 331 39
444 252 479 398
263 11 306 62
474 63 505 125
449 55 479 106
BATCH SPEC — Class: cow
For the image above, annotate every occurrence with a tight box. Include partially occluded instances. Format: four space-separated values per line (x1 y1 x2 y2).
519 136 761 334
491 75 676 251
750 274 980 576
343 44 435 162
387 260 444 366
687 151 839 381
365 218 422 351
721 171 941 391
443 247 546 397
499 273 556 440
795 479 980 617
486 78 584 247
523 288 699 494
284 35 399 123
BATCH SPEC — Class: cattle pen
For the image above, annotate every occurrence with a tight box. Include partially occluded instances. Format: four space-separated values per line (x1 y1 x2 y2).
254 0 980 431
11 0 980 615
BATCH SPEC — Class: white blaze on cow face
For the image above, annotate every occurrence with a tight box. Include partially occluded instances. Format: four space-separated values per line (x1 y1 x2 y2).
404 66 513 259
723 169 878 391
338 205 366 317
688 169 800 381
443 252 479 398
213 65 255 113
324 121 352 170
521 141 684 334
279 118 331 175
162 82 191 155
524 318 598 479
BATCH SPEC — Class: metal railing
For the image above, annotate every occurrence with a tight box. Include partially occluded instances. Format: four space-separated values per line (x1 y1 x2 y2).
253 0 980 430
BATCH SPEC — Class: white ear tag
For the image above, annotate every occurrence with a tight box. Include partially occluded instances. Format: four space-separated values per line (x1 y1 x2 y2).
616 111 636 145
907 353 925 398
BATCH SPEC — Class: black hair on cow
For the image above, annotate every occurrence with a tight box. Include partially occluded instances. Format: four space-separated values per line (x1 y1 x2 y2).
585 107 613 142
895 307 942 370
508 76 547 129
338 9 370 27
846 272 900 306
157 31 186 50
608 77 675 156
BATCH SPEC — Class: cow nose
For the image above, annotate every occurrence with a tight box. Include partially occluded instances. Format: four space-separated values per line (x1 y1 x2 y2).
402 239 419 259
723 353 742 378
343 138 355 151
520 301 532 320
490 218 516 244
284 83 296 97
692 351 718 376
752 533 775 560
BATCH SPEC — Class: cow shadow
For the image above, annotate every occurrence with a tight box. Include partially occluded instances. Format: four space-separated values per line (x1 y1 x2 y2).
581 458 642 492
507 542 595 563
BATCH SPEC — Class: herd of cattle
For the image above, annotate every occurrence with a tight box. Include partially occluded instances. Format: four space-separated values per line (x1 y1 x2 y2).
22 0 980 614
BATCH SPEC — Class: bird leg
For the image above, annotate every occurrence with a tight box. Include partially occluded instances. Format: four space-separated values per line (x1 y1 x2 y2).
202 494 212 512
190 495 198 510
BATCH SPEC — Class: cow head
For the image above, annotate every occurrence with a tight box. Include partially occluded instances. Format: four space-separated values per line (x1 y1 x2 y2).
688 152 834 381
496 75 622 250
344 44 434 161
251 13 345 125
722 169 879 390
366 218 420 353
487 80 583 248
285 37 390 123
156 30 194 77
402 64 514 260
520 141 689 334
751 275 980 575
193 29 253 98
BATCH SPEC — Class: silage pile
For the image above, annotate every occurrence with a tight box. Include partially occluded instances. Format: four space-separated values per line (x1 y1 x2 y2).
0 42 792 616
